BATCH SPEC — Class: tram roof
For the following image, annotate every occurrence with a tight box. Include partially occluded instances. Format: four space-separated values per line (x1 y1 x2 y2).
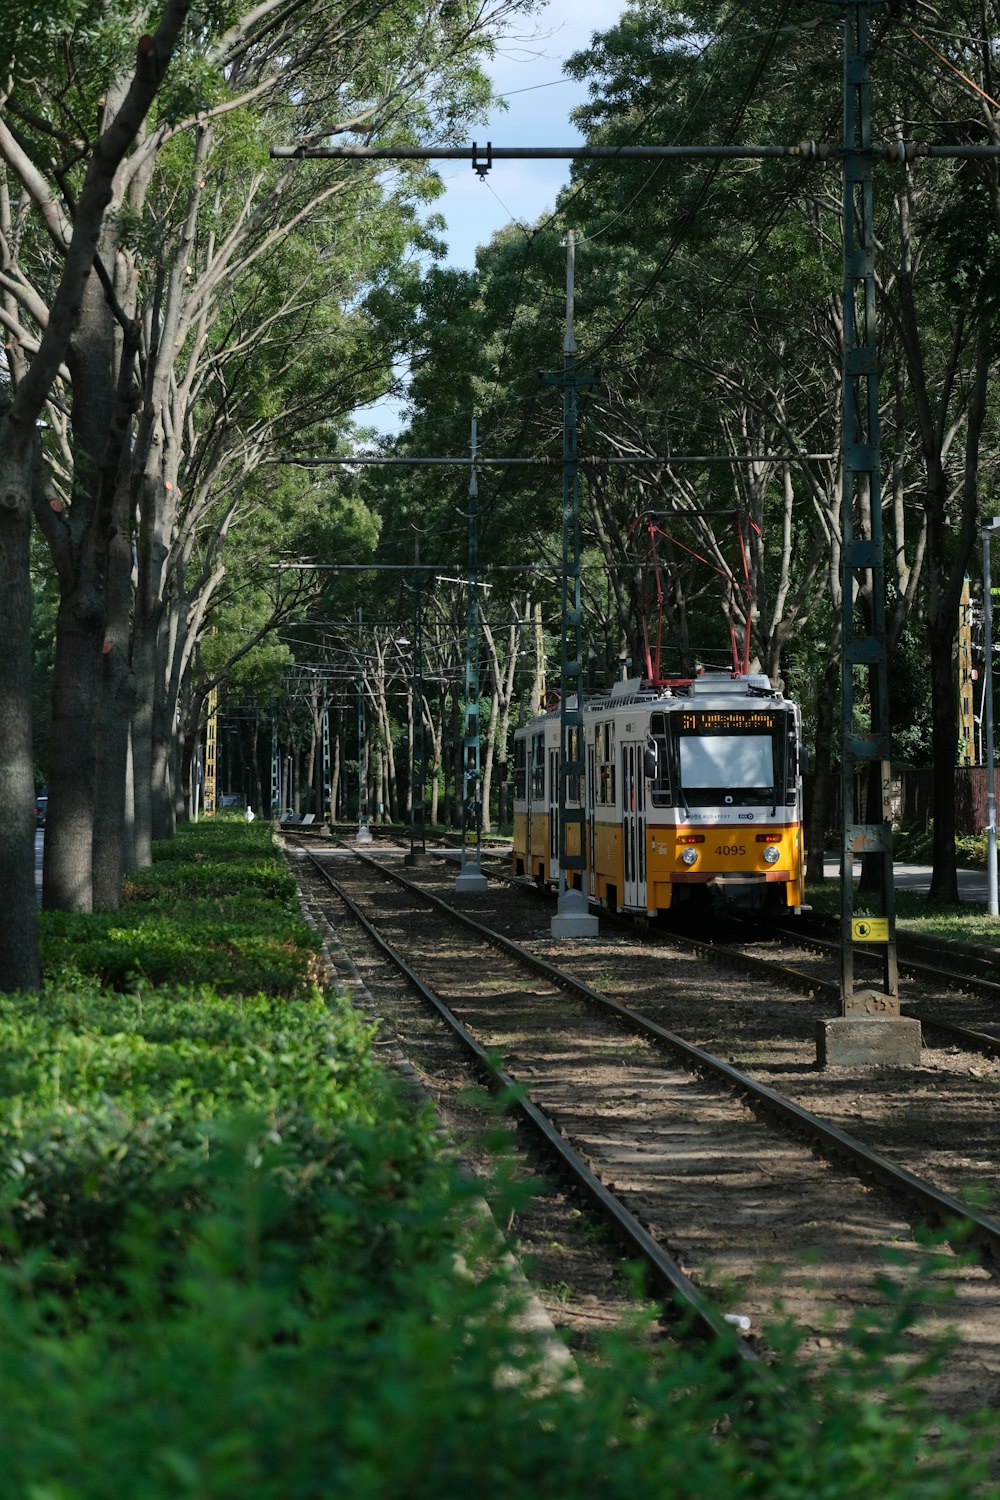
515 673 791 731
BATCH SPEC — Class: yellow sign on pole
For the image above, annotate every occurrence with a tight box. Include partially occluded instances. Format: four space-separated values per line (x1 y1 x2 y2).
852 917 889 943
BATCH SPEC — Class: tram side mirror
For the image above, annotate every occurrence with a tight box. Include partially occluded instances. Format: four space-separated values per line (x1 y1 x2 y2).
643 740 658 780
797 745 810 775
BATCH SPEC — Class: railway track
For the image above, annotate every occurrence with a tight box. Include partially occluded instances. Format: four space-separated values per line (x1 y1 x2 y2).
285 836 1000 1421
643 912 1000 1057
473 848 1000 1061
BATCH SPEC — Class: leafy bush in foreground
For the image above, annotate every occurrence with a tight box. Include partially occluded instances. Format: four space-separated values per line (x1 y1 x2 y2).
0 823 992 1496
0 1132 992 1499
0 979 389 1305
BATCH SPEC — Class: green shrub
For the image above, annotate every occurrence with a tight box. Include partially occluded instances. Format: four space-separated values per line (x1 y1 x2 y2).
39 911 322 995
892 822 986 870
1 821 991 1496
41 823 320 994
0 1135 991 1498
0 980 392 1307
148 821 277 864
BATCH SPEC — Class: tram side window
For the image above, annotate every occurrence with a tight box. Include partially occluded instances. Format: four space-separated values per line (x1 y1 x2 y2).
595 720 616 806
514 738 526 800
530 733 546 799
648 713 672 806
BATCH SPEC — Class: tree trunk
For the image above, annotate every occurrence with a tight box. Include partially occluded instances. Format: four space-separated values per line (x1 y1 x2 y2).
481 689 498 833
150 661 176 840
93 470 138 906
43 266 119 913
331 705 343 822
427 694 443 827
0 436 41 991
927 613 961 904
44 598 102 912
131 587 157 867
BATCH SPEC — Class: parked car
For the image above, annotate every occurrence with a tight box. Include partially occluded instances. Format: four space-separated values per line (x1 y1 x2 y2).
35 794 47 827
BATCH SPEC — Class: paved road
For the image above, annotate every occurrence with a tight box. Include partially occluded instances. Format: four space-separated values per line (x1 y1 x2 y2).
825 858 989 904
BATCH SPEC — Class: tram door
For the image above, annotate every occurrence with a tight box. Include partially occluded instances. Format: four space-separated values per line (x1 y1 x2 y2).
548 746 560 878
527 731 543 878
621 741 646 910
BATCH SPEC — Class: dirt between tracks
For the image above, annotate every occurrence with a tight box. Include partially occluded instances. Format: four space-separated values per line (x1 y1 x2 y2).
293 846 1000 1431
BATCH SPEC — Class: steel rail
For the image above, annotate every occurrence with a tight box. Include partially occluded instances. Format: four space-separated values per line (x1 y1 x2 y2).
758 923 1000 1056
439 849 1000 1056
669 920 1000 1058
494 860 1000 1063
331 845 1000 1263
299 847 756 1354
768 921 1000 998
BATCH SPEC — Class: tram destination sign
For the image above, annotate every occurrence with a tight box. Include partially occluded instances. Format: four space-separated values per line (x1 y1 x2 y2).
679 710 779 733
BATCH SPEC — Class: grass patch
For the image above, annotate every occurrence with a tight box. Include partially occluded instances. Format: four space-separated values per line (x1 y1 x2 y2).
807 880 1000 949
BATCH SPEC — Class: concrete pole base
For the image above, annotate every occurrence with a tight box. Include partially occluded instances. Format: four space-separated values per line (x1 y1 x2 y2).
456 862 489 893
403 849 430 868
355 825 373 845
816 1015 922 1068
551 889 599 939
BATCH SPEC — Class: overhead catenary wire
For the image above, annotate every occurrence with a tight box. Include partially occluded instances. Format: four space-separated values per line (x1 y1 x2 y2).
464 1 753 435
575 0 798 366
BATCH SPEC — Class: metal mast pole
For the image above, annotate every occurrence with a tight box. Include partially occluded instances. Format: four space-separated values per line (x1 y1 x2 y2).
550 230 597 937
820 0 917 1065
204 687 218 816
356 609 372 844
405 531 428 867
270 714 280 819
457 418 488 892
321 683 331 831
984 522 1000 916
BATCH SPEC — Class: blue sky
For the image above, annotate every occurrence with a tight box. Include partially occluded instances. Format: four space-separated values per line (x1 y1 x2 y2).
432 0 613 267
358 0 620 434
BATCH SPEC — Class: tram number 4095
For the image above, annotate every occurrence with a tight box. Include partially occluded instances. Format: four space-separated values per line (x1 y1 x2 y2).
715 844 746 857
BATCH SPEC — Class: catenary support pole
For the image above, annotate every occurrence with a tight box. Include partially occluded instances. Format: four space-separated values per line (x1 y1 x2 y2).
818 0 917 1067
356 610 372 844
984 521 1000 916
548 230 597 939
405 532 428 867
270 714 280 820
457 419 488 893
321 683 331 832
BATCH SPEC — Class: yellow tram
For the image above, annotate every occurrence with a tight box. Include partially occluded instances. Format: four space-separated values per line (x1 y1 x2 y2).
512 671 806 917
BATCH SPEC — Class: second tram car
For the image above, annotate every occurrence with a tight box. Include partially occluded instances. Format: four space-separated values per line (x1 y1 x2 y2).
512 671 806 917
511 700 584 887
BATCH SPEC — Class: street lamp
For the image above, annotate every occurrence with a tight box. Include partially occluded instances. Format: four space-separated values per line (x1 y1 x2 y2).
982 518 1000 917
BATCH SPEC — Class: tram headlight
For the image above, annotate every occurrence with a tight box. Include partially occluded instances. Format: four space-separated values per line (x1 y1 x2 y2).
762 845 780 865
680 847 699 867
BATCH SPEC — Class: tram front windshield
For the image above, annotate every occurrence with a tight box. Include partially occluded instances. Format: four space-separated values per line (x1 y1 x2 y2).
678 734 773 792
